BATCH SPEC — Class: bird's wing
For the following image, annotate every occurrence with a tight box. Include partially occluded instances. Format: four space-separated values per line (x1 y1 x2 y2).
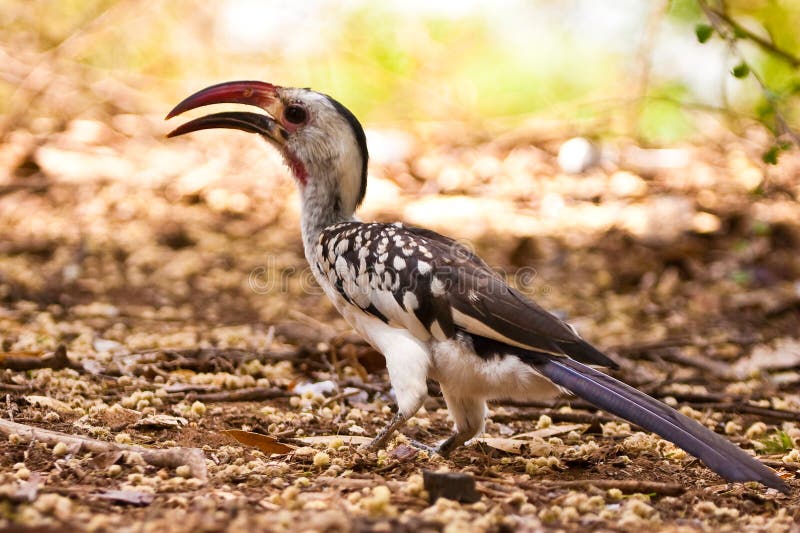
316 222 615 367
402 225 616 367
315 222 457 342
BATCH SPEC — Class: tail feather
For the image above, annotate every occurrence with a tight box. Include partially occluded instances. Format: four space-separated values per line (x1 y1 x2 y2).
556 338 619 369
534 356 789 493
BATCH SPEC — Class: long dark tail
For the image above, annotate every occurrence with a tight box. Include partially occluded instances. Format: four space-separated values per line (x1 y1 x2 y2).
533 356 789 493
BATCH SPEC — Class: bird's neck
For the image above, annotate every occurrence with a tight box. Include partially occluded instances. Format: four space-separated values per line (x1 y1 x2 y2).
299 180 354 255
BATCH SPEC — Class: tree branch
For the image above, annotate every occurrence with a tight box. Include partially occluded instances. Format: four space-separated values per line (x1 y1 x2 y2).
698 0 800 147
0 418 207 481
705 5 800 68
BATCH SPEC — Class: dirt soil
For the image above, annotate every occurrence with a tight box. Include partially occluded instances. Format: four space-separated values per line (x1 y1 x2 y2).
0 117 799 532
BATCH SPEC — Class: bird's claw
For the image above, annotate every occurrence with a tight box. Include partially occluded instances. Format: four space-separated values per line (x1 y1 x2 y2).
406 439 439 456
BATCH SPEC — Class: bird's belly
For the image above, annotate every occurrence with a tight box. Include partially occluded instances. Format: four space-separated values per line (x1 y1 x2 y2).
430 339 561 402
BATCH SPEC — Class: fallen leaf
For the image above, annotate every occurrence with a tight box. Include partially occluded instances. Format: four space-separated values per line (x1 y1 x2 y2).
389 444 419 461
95 489 154 506
100 407 141 431
89 451 124 469
734 338 800 377
134 414 188 429
221 430 295 455
476 437 553 455
512 423 588 440
24 395 73 413
296 435 373 447
0 351 44 361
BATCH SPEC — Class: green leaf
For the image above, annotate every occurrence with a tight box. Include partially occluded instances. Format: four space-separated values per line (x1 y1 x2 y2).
756 431 795 455
732 63 750 78
695 24 713 43
763 146 780 164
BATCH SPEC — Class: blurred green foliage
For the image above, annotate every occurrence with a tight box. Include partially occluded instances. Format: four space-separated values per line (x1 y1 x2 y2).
0 0 797 146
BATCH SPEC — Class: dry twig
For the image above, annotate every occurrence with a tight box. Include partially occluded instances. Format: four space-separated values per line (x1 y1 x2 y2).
490 409 616 429
535 478 685 496
0 418 207 481
183 386 290 403
0 345 79 372
690 402 800 423
659 350 737 379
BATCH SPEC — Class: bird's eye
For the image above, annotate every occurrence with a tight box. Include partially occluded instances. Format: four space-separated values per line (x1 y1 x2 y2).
284 105 307 125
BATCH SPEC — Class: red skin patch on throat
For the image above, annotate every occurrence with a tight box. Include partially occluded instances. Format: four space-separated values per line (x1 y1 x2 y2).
284 151 307 184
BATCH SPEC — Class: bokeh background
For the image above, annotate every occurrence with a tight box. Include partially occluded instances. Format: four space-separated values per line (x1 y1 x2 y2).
2 0 799 142
1 2 800 531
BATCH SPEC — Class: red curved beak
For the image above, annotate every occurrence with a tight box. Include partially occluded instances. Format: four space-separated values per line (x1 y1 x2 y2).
166 80 279 119
165 80 286 143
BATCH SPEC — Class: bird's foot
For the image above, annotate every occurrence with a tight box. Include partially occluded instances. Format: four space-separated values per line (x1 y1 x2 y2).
362 435 389 453
434 434 462 458
362 412 408 452
406 439 439 456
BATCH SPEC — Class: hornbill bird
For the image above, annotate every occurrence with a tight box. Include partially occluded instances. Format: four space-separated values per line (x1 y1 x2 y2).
166 81 790 493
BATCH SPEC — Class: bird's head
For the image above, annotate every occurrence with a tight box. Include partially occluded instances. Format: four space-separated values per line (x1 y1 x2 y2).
166 81 368 217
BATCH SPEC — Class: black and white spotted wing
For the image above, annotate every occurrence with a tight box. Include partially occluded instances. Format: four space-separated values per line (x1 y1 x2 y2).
315 222 616 368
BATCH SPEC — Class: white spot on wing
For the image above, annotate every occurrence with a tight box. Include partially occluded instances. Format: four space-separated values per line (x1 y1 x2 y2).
393 256 406 270
335 256 349 277
417 261 432 275
403 291 419 310
335 239 350 255
431 277 446 296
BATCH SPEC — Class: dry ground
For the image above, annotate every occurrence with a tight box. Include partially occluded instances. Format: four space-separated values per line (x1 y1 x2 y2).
0 117 799 532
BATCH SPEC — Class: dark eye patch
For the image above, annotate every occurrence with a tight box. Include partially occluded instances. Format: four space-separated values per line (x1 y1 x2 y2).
284 105 307 125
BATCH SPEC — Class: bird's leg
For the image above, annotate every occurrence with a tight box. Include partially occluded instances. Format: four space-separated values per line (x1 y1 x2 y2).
365 385 429 452
366 411 410 451
437 391 488 457
364 339 431 451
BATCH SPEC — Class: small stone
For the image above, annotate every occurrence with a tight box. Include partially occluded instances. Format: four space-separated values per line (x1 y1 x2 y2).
558 137 600 173
176 465 193 478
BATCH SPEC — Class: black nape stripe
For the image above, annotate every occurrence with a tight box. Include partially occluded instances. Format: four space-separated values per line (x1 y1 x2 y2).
324 95 369 208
